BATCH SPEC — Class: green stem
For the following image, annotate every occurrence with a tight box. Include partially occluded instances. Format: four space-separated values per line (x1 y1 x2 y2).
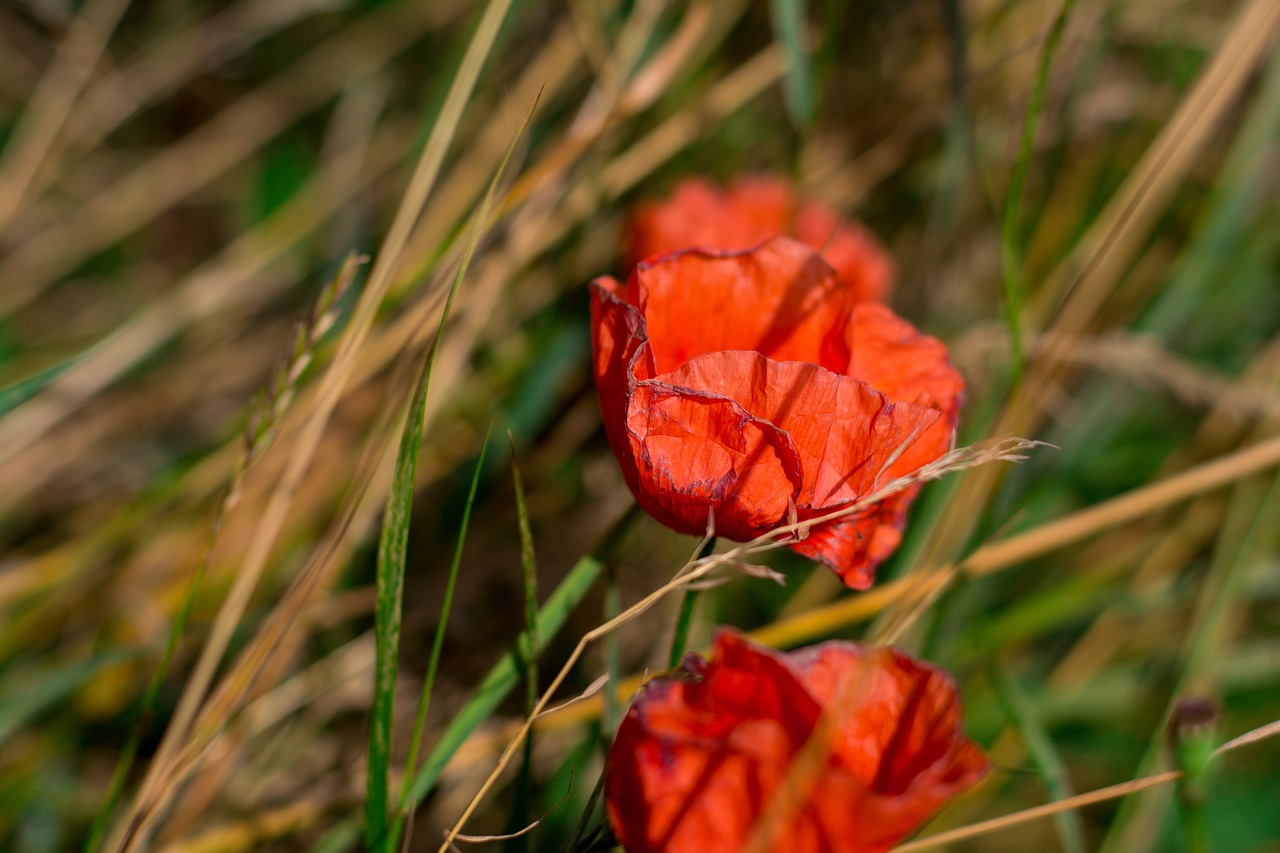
668 537 716 668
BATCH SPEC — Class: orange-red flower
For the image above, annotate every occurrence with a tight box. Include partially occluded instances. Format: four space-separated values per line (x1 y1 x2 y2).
591 237 963 589
625 175 893 304
606 631 989 853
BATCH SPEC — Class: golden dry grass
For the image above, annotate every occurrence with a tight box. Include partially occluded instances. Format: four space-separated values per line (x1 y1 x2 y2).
2 1 1279 851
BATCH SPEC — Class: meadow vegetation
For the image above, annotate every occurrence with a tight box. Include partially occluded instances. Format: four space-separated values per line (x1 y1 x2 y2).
2 0 1279 850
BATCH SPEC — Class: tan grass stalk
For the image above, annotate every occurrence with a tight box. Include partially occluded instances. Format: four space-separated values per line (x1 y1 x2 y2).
1047 340 1280 690
890 713 1280 851
104 3 514 849
0 114 415 495
7 0 356 242
0 0 452 314
956 326 1280 424
436 440 1034 850
0 1 721 499
0 0 130 235
1029 0 1280 333
526 427 1280 734
874 0 1280 643
924 340 1280 838
0 32 786 648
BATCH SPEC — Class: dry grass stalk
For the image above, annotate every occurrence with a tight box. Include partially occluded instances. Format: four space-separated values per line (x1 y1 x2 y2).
956 325 1280 424
890 712 1280 851
0 0 129 234
104 4 516 848
436 438 1038 851
876 0 1280 643
0 0 453 314
522 423 1280 737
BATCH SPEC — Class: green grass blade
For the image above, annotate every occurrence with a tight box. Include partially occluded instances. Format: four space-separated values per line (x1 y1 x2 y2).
363 284 438 852
668 537 715 668
0 652 134 744
667 590 701 669
568 768 609 853
0 339 106 417
1000 0 1078 383
603 570 621 737
990 662 1087 853
366 70 539 853
768 0 815 130
311 508 640 853
510 433 540 681
393 424 491 824
405 505 640 806
506 433 539 850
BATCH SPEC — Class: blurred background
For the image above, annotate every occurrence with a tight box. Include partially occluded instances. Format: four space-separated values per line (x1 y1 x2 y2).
1 0 1279 850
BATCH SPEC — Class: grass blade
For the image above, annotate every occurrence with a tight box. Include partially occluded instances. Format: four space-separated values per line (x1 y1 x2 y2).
84 255 360 853
362 318 439 849
0 340 107 417
0 652 134 744
365 81 538 853
310 502 636 853
990 662 1087 853
393 424 491 833
107 4 518 848
510 434 541 682
506 434 540 850
768 0 814 130
406 506 640 805
1001 0 1078 384
667 537 716 668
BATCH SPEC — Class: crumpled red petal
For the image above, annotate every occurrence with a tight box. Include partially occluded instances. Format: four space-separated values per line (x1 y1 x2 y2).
626 175 893 303
605 631 989 853
789 304 965 587
591 238 964 587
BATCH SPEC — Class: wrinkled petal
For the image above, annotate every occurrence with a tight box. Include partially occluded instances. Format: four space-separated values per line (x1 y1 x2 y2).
593 277 805 541
789 643 991 802
590 238 964 588
626 382 803 542
633 240 853 374
787 304 965 587
625 175 894 305
607 633 821 853
846 304 964 478
606 631 988 853
663 350 940 510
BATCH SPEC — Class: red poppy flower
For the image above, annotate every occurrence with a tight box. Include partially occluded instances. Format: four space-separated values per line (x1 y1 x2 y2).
591 237 963 589
625 175 893 304
606 631 989 853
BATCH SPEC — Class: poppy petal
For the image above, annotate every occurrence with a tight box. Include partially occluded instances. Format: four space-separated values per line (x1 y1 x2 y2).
624 382 804 542
594 276 807 542
660 349 941 510
606 631 988 853
632 240 853 374
591 238 963 588
625 175 894 306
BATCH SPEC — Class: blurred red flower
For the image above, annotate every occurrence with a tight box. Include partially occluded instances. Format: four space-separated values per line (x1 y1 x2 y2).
606 631 989 853
625 175 893 304
591 237 963 588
